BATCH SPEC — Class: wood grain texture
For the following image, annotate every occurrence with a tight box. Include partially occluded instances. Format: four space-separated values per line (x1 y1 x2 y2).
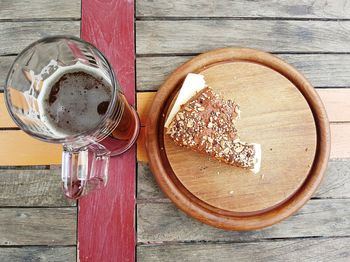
317 89 350 122
0 169 75 207
136 89 350 125
136 54 350 91
316 160 350 198
2 85 349 129
137 162 166 200
0 0 81 20
0 56 15 90
137 92 154 126
136 88 350 126
0 131 61 166
136 20 350 54
136 0 350 18
137 127 146 161
0 208 76 245
137 160 350 200
138 122 350 162
0 95 16 127
137 199 350 242
331 123 350 159
137 237 350 262
165 61 317 213
0 247 76 262
145 48 330 230
0 21 80 55
79 0 136 261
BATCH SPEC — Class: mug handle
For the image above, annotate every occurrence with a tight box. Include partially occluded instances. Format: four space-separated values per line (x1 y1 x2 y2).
61 143 111 199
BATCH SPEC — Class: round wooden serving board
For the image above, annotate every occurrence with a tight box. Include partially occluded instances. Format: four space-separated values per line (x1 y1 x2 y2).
146 48 330 230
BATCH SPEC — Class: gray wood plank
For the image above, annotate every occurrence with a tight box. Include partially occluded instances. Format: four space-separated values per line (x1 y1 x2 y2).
0 0 81 20
136 54 350 91
137 160 350 200
0 246 76 262
316 160 350 198
0 169 75 207
0 208 76 245
0 21 80 55
136 0 350 19
136 20 350 54
137 162 166 200
0 56 14 90
137 199 350 243
137 237 350 262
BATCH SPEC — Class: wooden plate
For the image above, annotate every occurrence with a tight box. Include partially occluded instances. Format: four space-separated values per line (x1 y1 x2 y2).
145 48 330 230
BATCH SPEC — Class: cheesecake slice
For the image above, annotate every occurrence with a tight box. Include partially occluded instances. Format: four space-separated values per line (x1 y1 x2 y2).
165 74 261 173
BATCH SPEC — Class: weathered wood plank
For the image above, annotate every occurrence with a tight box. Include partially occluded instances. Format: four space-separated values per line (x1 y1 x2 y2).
317 89 350 122
136 89 350 125
137 92 154 126
136 20 350 54
137 127 147 161
0 56 14 90
137 160 350 200
0 95 16 127
0 169 75 207
136 55 350 90
137 199 350 243
78 0 136 261
0 131 61 166
316 160 350 198
0 88 345 165
0 246 76 262
136 56 186 91
137 162 165 200
0 0 81 20
331 123 350 159
137 237 350 262
0 21 80 55
136 0 350 19
0 208 76 245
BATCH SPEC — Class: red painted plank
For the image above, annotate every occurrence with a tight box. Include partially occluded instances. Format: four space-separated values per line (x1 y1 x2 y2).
79 0 135 261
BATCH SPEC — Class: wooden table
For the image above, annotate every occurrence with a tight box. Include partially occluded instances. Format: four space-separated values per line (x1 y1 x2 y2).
1 0 350 261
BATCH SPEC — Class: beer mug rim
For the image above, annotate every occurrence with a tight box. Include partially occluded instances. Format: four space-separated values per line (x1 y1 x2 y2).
4 35 118 144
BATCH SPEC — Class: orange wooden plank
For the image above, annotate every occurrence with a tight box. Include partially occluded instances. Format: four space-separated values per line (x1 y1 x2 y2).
137 123 350 162
330 123 350 159
136 89 350 126
137 126 147 162
0 94 16 127
137 92 155 127
0 88 349 128
0 131 61 165
317 89 350 122
0 89 349 165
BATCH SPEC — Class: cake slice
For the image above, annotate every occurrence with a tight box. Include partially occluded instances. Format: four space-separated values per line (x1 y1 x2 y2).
165 74 261 173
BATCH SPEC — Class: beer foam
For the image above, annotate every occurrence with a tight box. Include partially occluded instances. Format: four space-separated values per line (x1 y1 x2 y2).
37 62 113 137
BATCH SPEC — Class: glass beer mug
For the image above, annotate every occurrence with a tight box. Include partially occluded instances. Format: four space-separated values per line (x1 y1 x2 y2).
4 36 140 199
